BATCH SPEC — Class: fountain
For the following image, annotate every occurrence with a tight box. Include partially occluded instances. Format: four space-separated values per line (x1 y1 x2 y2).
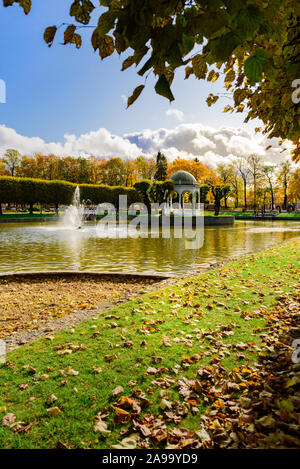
61 186 85 229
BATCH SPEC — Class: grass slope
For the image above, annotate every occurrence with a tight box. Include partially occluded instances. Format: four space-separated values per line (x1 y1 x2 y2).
0 238 299 449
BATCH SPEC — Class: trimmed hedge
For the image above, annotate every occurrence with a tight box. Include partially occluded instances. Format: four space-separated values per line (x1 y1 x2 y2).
134 179 175 208
0 177 142 212
79 183 142 209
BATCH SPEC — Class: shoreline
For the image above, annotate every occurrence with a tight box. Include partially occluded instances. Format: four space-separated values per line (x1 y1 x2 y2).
1 214 300 225
0 215 235 225
2 235 299 350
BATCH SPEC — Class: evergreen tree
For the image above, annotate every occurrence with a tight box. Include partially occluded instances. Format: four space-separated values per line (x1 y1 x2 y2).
154 152 167 181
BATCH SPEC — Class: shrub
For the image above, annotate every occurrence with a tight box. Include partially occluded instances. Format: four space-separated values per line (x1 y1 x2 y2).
0 176 142 213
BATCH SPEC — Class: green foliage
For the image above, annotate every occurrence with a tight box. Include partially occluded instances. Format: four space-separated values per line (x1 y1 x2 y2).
210 184 231 216
147 179 174 205
154 75 174 102
133 179 174 208
0 176 18 203
154 151 168 181
200 184 210 204
0 177 142 210
133 179 152 209
100 158 127 186
244 49 268 83
3 149 21 176
44 180 75 206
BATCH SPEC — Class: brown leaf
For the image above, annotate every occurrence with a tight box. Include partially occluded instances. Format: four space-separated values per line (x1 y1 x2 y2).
2 413 16 426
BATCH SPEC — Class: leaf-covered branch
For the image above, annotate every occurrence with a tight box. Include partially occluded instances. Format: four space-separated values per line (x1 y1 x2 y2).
3 0 300 159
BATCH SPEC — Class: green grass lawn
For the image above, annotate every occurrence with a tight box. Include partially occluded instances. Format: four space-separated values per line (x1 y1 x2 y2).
233 212 300 218
203 212 233 217
0 213 57 219
0 238 299 449
277 212 300 218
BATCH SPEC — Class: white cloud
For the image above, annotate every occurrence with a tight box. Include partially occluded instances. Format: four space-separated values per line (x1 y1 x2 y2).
0 123 295 170
165 108 184 121
125 123 295 169
0 125 141 159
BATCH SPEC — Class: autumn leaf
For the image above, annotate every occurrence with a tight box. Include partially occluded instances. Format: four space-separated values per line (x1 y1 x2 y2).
127 85 145 108
98 35 114 59
44 26 57 47
122 56 135 71
154 75 174 102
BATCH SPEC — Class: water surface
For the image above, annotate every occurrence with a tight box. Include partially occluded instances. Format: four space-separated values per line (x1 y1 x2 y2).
0 220 299 275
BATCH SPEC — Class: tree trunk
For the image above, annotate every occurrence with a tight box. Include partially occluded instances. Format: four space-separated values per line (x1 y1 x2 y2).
243 180 247 210
29 203 33 214
234 188 239 208
0 203 2 215
214 198 220 216
283 187 287 210
271 189 274 210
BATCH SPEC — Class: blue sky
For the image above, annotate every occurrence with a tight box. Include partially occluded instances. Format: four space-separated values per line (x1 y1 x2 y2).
0 0 258 140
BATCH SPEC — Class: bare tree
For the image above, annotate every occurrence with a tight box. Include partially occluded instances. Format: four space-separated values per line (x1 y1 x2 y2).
277 160 292 210
216 164 233 208
247 154 262 212
228 164 241 208
235 157 251 210
262 165 276 210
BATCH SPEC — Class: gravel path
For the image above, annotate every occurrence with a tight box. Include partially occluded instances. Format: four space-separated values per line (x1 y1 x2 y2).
0 273 176 350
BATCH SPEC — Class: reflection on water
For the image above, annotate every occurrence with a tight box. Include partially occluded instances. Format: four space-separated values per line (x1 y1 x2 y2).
0 220 299 275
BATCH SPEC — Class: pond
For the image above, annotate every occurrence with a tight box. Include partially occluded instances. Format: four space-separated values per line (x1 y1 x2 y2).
0 220 299 275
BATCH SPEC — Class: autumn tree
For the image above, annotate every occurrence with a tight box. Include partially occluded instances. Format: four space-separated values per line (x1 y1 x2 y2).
167 157 211 182
135 156 156 181
256 187 271 213
0 159 10 176
288 168 300 203
124 159 136 187
3 149 22 176
100 157 127 186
